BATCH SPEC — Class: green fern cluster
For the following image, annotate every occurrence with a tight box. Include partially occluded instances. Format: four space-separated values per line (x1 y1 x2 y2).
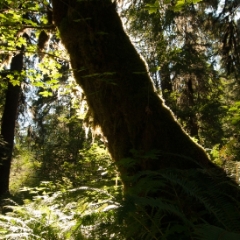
0 182 121 240
117 168 240 239
1 168 240 239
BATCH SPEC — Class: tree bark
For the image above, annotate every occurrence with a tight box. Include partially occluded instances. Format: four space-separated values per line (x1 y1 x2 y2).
50 0 240 234
0 53 23 197
160 63 172 106
186 78 199 138
50 1 240 236
51 0 222 182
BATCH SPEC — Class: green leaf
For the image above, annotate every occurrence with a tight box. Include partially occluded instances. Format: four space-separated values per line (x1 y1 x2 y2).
173 0 186 11
33 81 44 87
7 74 20 86
22 18 38 27
172 0 203 12
51 84 60 90
149 66 160 72
10 79 20 86
145 1 159 14
39 91 53 97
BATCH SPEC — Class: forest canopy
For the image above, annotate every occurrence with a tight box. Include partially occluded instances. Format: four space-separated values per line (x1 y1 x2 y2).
0 0 240 239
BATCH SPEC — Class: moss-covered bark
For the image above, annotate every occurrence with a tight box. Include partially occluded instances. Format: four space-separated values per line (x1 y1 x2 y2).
50 2 240 236
52 0 220 183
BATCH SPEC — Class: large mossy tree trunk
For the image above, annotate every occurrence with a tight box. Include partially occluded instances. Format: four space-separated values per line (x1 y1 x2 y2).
0 53 23 197
52 0 240 235
52 0 215 176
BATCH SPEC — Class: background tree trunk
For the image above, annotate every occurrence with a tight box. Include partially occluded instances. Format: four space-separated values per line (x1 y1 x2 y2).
51 0 222 184
0 53 23 197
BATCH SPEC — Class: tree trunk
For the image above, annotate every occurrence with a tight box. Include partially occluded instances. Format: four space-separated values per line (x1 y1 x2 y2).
160 63 172 106
0 53 23 197
186 78 199 138
51 1 240 236
50 1 240 237
52 0 217 176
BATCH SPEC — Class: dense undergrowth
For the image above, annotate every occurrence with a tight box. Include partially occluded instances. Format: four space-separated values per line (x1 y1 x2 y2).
0 182 122 239
1 166 240 239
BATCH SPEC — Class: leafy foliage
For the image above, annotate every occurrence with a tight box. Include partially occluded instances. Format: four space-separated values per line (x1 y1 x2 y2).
3 165 240 240
0 182 121 240
118 168 240 239
10 147 41 195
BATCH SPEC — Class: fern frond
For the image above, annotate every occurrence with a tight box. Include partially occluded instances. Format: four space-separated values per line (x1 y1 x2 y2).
194 224 240 240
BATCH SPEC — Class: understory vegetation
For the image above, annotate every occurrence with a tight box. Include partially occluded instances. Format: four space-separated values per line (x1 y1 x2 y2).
2 167 240 239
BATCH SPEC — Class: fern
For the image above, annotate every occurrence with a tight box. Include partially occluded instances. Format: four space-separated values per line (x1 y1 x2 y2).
1 166 240 239
0 183 122 240
194 224 240 240
117 168 240 239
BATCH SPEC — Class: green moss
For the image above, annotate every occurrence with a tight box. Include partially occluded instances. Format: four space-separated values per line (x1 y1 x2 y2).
53 0 223 181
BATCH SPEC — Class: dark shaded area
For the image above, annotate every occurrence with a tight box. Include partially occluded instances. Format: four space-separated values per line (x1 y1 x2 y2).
0 52 23 197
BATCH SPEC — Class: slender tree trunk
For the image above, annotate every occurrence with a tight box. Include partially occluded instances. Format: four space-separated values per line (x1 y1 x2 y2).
160 63 172 105
0 53 23 197
186 78 199 138
52 0 220 183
